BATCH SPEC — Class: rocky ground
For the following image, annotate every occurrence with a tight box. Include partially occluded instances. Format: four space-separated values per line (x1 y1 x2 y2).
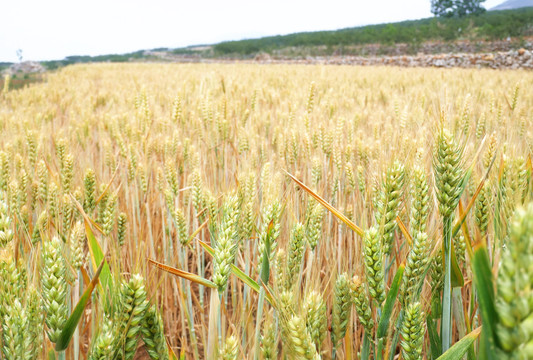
163 37 533 70
251 48 533 69
161 44 533 70
3 47 533 75
267 37 533 57
3 61 46 75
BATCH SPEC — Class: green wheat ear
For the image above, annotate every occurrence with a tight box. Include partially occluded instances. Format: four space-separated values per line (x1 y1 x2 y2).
1 299 32 360
84 168 97 213
141 305 169 360
260 310 277 360
0 258 27 320
117 212 127 247
434 127 465 351
430 248 444 315
220 335 239 360
475 181 492 239
495 202 533 357
286 315 321 360
213 194 240 293
306 203 323 251
62 194 74 232
26 286 44 358
257 201 281 277
434 128 464 219
41 236 68 344
375 160 405 255
0 153 11 193
70 221 85 270
331 272 352 349
351 275 374 337
286 222 305 290
102 192 117 236
115 274 149 360
410 165 430 237
173 208 188 246
32 210 48 245
88 316 115 360
37 160 49 203
400 231 430 307
303 290 327 352
0 196 14 248
363 226 385 304
401 302 425 360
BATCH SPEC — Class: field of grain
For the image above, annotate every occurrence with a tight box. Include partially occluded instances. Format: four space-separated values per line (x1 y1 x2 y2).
0 63 532 359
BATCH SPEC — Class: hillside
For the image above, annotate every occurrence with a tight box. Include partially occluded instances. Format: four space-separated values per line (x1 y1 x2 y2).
2 7 532 70
491 0 533 10
211 7 533 57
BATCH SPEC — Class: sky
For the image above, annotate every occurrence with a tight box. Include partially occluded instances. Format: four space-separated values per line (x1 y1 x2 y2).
0 0 505 62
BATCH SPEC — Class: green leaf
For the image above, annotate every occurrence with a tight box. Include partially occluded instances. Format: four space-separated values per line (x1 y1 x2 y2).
452 152 496 240
83 219 111 289
377 264 404 338
457 202 474 261
388 311 403 360
71 196 111 292
427 318 442 359
361 334 371 360
436 327 481 360
197 239 260 293
472 244 498 360
197 239 275 304
259 280 278 309
449 169 472 290
231 262 261 294
457 167 472 203
55 259 105 351
260 228 272 284
450 239 464 288
48 349 56 360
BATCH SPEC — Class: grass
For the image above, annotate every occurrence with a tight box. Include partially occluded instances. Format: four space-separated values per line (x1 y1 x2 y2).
0 72 45 91
212 8 533 56
0 63 532 359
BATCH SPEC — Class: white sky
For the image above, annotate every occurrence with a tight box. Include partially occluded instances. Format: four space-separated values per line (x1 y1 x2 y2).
0 0 505 62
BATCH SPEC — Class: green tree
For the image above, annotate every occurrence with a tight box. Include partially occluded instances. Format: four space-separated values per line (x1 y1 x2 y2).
431 0 486 18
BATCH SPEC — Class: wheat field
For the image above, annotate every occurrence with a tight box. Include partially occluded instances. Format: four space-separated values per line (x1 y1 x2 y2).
0 63 532 359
